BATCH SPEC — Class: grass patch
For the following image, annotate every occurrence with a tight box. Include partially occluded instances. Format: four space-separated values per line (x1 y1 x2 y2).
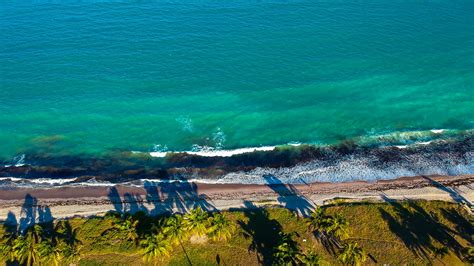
1 200 472 265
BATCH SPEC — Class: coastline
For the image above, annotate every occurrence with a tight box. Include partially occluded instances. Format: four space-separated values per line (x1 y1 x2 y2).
1 133 472 186
1 174 472 221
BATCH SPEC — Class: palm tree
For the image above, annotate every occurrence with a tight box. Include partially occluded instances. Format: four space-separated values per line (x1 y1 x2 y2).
272 232 301 265
141 233 171 265
183 207 210 237
12 235 39 266
12 225 44 266
0 240 15 263
307 206 327 233
299 252 325 265
338 242 366 266
58 242 81 264
467 246 474 263
432 246 448 259
54 220 82 264
37 240 60 265
113 215 139 245
163 214 192 265
207 213 234 242
325 214 349 241
163 215 187 245
0 224 18 263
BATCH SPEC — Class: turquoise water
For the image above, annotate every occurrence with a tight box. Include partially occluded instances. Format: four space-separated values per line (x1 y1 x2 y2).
1 1 473 160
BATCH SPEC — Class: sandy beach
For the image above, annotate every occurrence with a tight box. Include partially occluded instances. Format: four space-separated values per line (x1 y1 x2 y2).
0 174 473 222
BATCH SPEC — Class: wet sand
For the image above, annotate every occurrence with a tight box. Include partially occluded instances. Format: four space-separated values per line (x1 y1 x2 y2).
0 174 473 221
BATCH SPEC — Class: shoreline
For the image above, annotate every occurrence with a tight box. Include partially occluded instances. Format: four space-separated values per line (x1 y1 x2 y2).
1 174 472 221
1 132 472 185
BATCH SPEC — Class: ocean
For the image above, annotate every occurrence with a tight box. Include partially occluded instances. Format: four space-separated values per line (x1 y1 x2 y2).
0 0 473 185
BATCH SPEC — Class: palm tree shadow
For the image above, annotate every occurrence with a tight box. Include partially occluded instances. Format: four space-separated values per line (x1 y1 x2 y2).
238 201 284 265
263 174 314 217
123 193 147 214
107 180 216 217
379 195 467 261
314 229 340 257
1 194 59 265
4 211 18 235
145 180 215 214
421 176 472 207
13 194 55 234
441 208 473 245
37 205 53 224
107 187 124 213
18 194 38 232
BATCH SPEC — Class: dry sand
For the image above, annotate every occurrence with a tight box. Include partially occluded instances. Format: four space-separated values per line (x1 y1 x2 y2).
0 175 473 221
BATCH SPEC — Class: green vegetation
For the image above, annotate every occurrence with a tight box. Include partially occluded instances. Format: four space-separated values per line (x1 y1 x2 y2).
1 200 473 265
338 243 366 266
0 220 81 266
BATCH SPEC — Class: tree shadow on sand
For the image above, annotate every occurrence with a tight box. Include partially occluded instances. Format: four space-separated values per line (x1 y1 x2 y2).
15 194 54 233
379 195 468 261
238 201 284 265
263 174 314 217
107 180 216 217
421 175 472 207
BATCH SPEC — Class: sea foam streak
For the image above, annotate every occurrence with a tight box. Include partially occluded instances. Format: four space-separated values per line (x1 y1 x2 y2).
0 177 78 185
4 154 26 167
149 145 283 157
147 129 460 158
149 146 276 157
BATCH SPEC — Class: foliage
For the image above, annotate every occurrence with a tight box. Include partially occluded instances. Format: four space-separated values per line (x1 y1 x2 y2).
0 221 81 266
308 207 349 240
141 233 171 264
112 215 139 245
183 207 210 237
324 214 349 240
207 213 234 242
1 200 472 265
162 214 187 245
432 246 448 259
11 225 43 266
272 232 302 265
307 206 326 232
0 224 17 262
338 242 366 266
299 251 325 265
467 246 474 263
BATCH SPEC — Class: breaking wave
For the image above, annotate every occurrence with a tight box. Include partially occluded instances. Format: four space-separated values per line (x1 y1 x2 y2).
1 129 472 188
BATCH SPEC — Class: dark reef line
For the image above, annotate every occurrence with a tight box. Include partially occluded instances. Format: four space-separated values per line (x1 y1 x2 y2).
0 134 472 183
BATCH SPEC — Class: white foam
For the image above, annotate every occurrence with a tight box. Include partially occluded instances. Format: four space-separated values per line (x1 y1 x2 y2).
0 177 24 182
0 177 77 185
2 148 472 188
4 154 26 167
148 151 168 157
416 141 433 145
394 145 408 149
150 145 277 158
211 150 474 184
77 179 116 187
147 142 305 158
431 129 445 134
